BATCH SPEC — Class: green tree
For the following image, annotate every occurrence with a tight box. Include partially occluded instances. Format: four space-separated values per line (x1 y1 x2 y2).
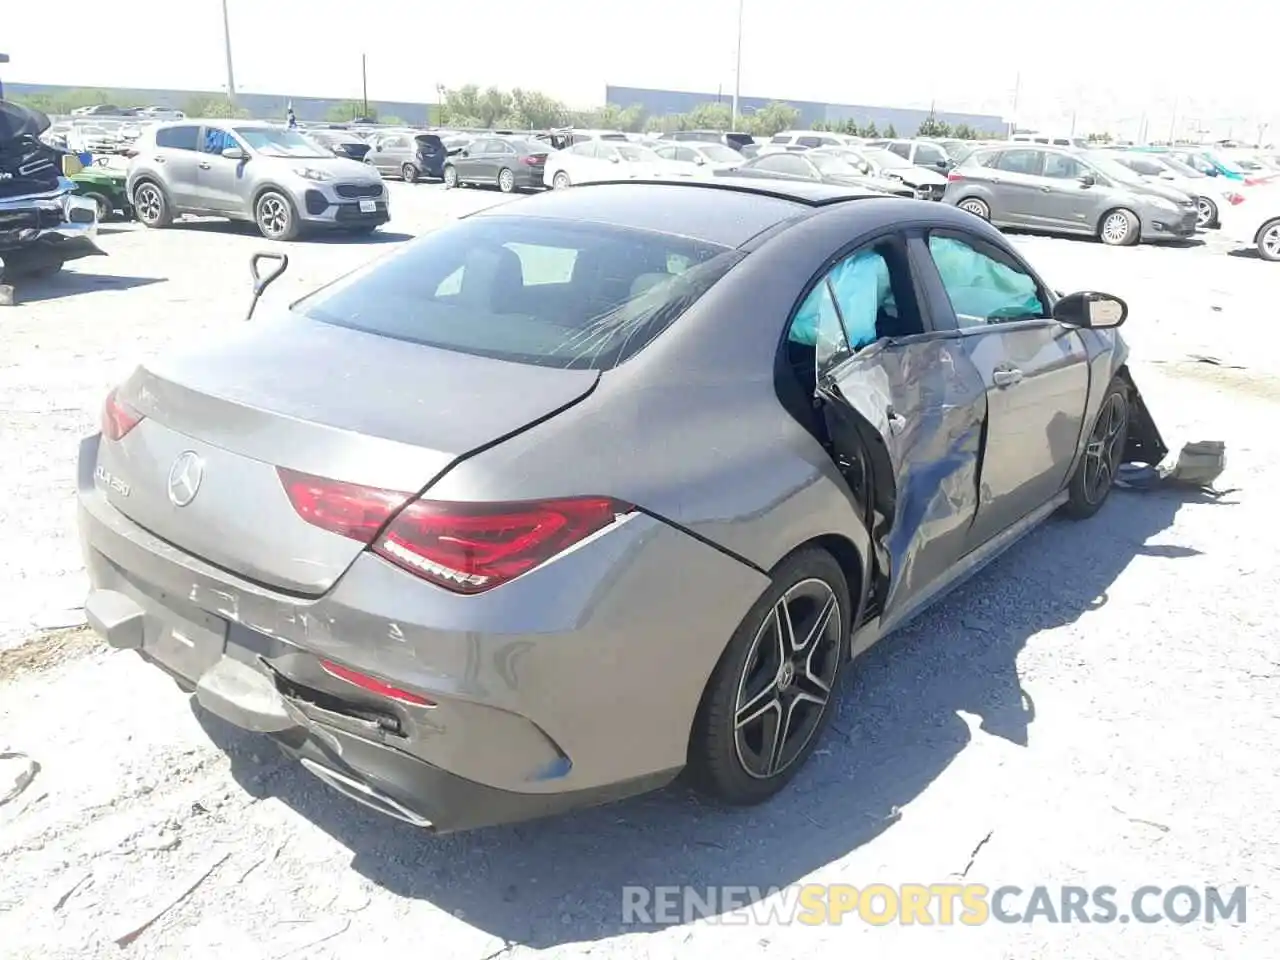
916 111 951 138
884 123 897 138
509 88 570 129
860 121 879 138
686 102 732 131
742 101 800 136
326 101 375 122
185 96 253 119
1086 131 1113 143
380 115 404 126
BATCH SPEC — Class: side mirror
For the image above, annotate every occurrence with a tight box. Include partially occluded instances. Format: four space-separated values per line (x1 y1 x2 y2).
1077 173 1096 187
936 159 947 168
1205 167 1219 177
1052 291 1127 329
460 149 469 157
222 146 246 160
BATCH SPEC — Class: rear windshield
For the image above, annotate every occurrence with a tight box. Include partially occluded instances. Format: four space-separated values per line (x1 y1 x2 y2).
415 134 444 148
292 215 742 370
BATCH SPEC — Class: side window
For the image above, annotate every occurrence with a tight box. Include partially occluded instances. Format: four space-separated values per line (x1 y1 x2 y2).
495 141 516 154
797 136 822 148
770 134 791 144
826 249 897 352
926 233 1049 327
915 144 946 165
755 154 811 177
994 149 1042 175
201 128 236 155
676 147 698 163
888 142 911 159
504 242 577 285
156 125 199 151
653 144 675 159
789 278 847 370
1042 153 1084 179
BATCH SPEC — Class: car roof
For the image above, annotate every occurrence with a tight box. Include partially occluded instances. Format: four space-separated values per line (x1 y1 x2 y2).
469 179 883 248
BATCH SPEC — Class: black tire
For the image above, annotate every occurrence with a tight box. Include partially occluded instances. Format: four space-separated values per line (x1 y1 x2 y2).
1196 196 1218 229
83 191 113 223
957 197 990 220
443 164 458 189
687 547 849 806
1063 377 1130 520
402 162 419 183
497 167 516 193
132 180 172 228
552 171 571 190
1256 218 1280 262
1098 208 1140 246
254 190 300 241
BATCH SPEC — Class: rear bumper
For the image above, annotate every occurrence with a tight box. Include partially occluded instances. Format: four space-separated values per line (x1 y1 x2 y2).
75 433 768 830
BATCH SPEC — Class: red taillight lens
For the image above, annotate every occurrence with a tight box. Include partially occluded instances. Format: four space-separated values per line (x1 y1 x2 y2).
376 496 633 594
523 154 544 166
276 468 633 594
277 467 409 543
947 172 964 182
102 387 144 440
319 659 435 706
1227 192 1246 205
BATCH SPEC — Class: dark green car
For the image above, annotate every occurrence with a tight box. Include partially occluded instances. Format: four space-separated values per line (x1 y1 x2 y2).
70 165 133 222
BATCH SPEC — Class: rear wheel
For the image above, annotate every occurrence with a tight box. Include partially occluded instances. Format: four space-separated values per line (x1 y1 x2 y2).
401 162 419 183
1063 379 1129 519
443 164 458 189
552 171 571 190
498 167 516 193
1099 208 1139 246
958 197 990 220
132 181 171 228
83 191 113 222
687 548 848 806
1257 218 1280 262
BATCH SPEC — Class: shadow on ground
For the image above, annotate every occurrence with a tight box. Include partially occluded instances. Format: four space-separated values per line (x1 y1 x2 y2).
9 271 166 304
168 219 413 244
197 484 1228 948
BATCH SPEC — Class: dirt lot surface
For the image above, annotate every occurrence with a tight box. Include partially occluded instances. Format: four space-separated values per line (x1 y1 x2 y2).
1 183 1275 959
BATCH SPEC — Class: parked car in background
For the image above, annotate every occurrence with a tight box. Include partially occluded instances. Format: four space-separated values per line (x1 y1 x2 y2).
306 129 372 163
944 145 1198 245
715 150 913 196
1146 147 1276 185
660 130 757 154
443 136 550 192
866 138 955 174
127 121 389 240
760 130 850 153
841 147 949 199
650 141 745 175
1009 132 1090 149
70 160 133 221
1107 151 1242 227
363 131 447 182
543 139 667 188
1215 182 1280 261
537 128 629 150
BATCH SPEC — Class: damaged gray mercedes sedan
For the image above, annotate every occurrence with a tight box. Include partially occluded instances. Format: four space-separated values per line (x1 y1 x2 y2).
76 179 1167 833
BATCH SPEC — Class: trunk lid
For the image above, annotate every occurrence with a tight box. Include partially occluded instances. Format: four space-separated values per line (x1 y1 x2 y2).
97 313 599 595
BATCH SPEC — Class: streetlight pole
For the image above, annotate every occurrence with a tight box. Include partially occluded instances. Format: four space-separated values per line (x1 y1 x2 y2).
220 0 237 105
731 0 744 131
361 54 369 118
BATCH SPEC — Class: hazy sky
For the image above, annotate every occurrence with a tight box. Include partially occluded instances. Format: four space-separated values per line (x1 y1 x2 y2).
4 0 1276 139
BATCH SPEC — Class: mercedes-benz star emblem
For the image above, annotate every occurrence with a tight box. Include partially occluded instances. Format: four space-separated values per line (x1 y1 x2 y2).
167 451 205 507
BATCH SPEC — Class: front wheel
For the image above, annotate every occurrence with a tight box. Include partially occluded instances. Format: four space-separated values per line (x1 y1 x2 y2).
1099 208 1140 246
254 190 300 241
1257 218 1280 262
552 171 571 190
687 547 849 806
1063 379 1129 519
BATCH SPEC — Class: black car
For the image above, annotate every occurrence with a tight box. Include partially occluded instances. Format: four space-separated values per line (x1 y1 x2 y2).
443 136 550 192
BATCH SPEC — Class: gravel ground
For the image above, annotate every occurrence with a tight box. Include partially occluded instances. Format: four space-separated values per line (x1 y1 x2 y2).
1 184 1276 959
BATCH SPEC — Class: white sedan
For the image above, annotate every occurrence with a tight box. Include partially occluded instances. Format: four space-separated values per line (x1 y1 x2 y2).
544 140 678 189
649 141 745 176
1216 181 1280 261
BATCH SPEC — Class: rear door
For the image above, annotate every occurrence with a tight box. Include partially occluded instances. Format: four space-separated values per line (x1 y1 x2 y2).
811 233 989 626
152 124 203 205
911 227 1089 548
461 138 496 180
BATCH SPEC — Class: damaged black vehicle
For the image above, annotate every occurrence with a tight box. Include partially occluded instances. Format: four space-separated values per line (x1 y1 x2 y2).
0 99 102 281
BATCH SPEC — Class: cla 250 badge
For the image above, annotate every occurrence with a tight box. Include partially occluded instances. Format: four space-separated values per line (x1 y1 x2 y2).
94 464 131 497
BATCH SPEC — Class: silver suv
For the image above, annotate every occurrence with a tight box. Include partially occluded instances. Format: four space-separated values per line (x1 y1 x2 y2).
126 120 390 240
944 145 1198 246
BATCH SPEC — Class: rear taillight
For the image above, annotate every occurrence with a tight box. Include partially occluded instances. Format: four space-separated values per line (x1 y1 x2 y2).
1227 192 1246 205
320 659 435 706
276 468 632 594
102 387 144 440
947 172 965 182
523 155 545 166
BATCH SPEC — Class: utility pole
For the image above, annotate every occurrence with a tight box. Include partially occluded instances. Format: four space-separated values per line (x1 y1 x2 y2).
1168 95 1178 144
220 0 237 104
1009 72 1020 136
731 0 744 130
361 54 369 118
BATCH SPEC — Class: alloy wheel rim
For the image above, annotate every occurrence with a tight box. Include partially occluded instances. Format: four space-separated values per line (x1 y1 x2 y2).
500 169 514 191
1102 213 1129 244
444 167 456 186
1262 224 1280 259
1082 393 1128 504
960 200 987 218
733 578 841 780
554 173 569 188
259 196 287 236
403 164 415 181
1196 198 1213 226
136 186 160 222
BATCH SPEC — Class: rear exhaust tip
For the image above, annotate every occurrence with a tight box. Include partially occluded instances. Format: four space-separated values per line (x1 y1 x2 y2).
299 757 434 829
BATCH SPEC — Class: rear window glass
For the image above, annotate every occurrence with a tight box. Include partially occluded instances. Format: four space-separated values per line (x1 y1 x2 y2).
156 125 199 150
293 216 742 371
